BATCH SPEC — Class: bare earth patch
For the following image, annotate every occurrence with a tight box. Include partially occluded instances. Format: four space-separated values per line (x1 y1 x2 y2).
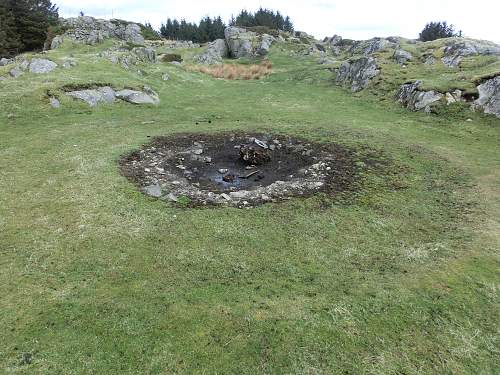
120 132 373 207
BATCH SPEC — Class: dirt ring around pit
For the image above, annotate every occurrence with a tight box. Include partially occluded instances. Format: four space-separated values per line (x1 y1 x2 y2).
119 132 371 207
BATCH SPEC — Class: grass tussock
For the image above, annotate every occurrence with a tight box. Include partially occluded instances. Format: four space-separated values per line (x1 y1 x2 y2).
191 60 273 80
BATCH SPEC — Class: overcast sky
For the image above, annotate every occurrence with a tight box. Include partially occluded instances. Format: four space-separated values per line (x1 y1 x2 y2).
55 0 500 42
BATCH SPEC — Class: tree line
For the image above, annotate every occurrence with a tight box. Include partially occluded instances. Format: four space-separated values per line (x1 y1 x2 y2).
160 8 294 43
0 0 58 58
419 21 462 42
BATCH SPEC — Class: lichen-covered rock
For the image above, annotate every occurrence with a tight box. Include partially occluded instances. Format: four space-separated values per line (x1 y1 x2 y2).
395 81 443 112
9 66 23 78
56 16 145 47
327 34 343 55
196 39 228 65
393 49 412 65
349 37 397 56
475 76 500 118
131 47 156 63
441 38 500 67
0 58 13 66
335 57 380 92
257 34 275 56
224 27 274 58
50 35 64 49
115 87 159 105
29 58 57 74
66 87 116 107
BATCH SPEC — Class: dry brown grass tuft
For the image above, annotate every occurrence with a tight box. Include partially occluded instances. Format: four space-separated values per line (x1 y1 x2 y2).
189 60 273 80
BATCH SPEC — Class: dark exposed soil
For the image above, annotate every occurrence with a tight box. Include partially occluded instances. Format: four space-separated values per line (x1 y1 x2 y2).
120 132 376 207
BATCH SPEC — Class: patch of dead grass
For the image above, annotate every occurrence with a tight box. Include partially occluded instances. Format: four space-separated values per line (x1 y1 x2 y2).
189 60 273 80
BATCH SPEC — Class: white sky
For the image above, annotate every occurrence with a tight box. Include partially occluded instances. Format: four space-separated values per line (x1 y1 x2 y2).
55 0 500 42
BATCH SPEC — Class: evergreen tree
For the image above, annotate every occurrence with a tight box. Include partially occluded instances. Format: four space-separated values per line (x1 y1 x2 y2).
419 21 459 42
283 16 293 32
5 0 59 53
0 1 22 57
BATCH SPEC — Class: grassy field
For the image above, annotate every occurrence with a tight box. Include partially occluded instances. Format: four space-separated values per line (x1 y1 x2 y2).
0 40 499 374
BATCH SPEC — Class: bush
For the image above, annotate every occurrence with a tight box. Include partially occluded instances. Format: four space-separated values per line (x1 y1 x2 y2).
419 21 460 42
161 53 182 63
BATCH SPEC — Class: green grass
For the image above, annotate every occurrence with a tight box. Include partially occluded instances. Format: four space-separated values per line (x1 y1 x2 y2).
0 40 499 374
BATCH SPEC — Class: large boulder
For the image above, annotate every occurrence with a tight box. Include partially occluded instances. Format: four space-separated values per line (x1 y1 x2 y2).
395 81 443 113
0 58 13 66
475 76 500 118
66 87 116 107
224 27 274 58
196 39 228 65
393 49 412 65
131 47 156 63
29 58 58 74
441 38 500 67
55 16 145 47
349 37 397 56
335 57 380 92
115 86 159 105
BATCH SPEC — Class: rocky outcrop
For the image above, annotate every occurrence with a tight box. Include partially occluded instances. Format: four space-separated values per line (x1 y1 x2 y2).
100 46 156 68
335 57 380 92
29 58 58 74
395 81 443 113
224 27 274 58
475 76 500 118
53 16 145 48
349 37 397 56
0 58 13 66
196 39 228 65
66 85 159 106
441 38 500 67
393 49 412 65
327 35 343 55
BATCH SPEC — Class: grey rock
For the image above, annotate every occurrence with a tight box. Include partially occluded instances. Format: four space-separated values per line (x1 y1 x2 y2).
0 58 13 66
423 55 436 65
162 73 170 81
441 38 500 67
349 37 397 56
29 58 58 74
317 57 336 65
60 16 145 46
9 67 23 78
395 81 443 112
19 59 29 70
257 34 275 56
144 184 162 198
393 49 412 64
196 39 228 65
115 87 159 105
446 90 463 105
225 27 255 58
131 47 156 63
335 57 380 92
49 97 61 108
51 35 64 49
66 86 116 106
475 76 500 118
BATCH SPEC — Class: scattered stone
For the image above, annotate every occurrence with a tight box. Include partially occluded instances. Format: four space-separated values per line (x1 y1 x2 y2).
335 57 380 92
167 193 178 202
218 168 229 174
475 76 500 118
49 97 61 108
9 67 23 78
144 184 162 197
51 35 64 49
162 73 170 81
29 58 58 74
